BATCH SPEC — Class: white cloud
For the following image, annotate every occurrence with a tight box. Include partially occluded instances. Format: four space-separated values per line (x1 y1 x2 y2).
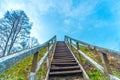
64 19 71 25
68 0 99 19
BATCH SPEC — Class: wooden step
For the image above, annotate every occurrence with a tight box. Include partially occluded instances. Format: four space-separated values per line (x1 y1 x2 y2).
51 62 78 66
54 56 72 57
54 56 73 58
52 60 76 63
49 41 83 79
53 59 75 61
49 70 82 76
54 58 75 60
50 66 80 71
53 59 76 62
54 54 72 56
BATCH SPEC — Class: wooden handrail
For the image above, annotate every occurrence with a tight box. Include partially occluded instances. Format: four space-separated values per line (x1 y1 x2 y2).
30 36 56 80
65 35 120 80
65 35 120 56
0 35 56 75
30 44 55 80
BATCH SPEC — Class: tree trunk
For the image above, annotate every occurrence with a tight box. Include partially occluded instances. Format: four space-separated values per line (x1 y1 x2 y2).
7 15 22 55
3 20 16 56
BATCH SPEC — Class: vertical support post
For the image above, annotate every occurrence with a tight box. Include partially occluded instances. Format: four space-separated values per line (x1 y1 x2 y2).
66 37 68 43
76 42 82 63
51 40 54 54
64 36 66 42
30 51 38 80
55 36 57 42
76 42 79 51
70 39 72 48
100 52 112 80
69 38 70 44
51 39 53 44
47 42 50 68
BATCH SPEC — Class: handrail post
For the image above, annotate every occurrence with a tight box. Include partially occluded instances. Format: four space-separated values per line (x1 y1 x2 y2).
70 39 72 48
76 42 82 63
100 52 112 80
30 51 39 80
65 37 68 43
68 38 70 45
47 42 50 68
64 36 66 42
51 40 54 54
54 36 57 42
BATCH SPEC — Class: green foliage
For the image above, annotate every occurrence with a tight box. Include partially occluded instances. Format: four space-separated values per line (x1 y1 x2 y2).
86 67 107 80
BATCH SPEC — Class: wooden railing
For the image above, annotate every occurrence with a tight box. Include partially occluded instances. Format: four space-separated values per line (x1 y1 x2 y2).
0 35 56 80
65 35 120 80
30 36 56 80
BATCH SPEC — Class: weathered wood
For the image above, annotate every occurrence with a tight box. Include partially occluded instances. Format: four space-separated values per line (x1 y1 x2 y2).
100 52 112 80
71 44 120 80
0 36 56 74
35 44 53 73
47 42 50 68
31 52 38 72
0 45 41 74
71 44 104 72
76 42 79 49
66 42 90 80
47 56 50 69
65 36 120 57
65 36 120 80
70 39 72 48
76 42 82 63
45 42 57 80
30 44 54 80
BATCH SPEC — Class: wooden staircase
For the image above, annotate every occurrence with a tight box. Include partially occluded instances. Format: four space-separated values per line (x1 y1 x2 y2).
48 41 83 80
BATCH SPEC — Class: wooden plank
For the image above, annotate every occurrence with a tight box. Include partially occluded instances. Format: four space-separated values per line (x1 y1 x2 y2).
45 42 57 80
31 52 39 72
35 44 53 73
49 70 82 75
0 36 56 74
50 66 80 70
47 42 50 68
71 44 120 80
100 52 112 80
30 44 54 80
0 45 42 74
66 42 90 80
76 42 82 63
65 36 120 57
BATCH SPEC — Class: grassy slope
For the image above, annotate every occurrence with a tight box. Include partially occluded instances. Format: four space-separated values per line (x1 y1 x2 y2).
0 47 47 80
73 45 120 80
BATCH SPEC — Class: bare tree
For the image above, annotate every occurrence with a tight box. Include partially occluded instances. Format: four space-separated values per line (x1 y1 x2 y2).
0 10 32 56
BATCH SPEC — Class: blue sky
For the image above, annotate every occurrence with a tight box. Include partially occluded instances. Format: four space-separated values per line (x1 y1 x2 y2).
0 0 120 51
